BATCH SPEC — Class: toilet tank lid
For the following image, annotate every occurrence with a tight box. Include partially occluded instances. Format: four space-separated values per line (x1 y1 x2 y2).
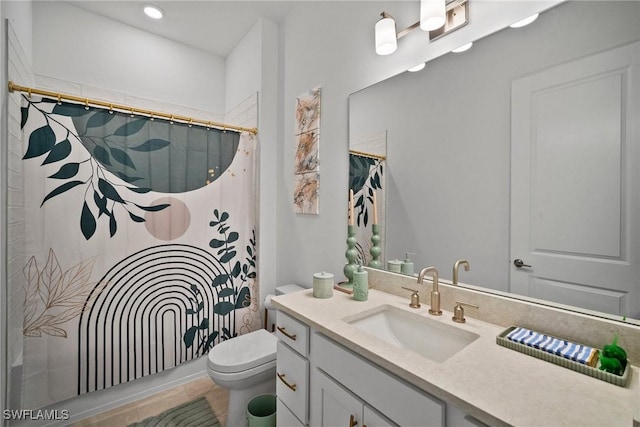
208 329 276 373
275 284 306 295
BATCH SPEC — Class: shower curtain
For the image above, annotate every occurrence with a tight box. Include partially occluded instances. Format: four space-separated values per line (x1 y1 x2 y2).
17 95 259 409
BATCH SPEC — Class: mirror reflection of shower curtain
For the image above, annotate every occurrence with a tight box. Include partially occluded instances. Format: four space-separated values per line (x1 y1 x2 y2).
348 131 387 266
14 96 258 409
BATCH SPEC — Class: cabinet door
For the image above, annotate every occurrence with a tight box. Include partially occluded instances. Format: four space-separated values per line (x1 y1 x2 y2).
277 397 305 427
364 405 397 427
312 333 445 426
310 368 362 427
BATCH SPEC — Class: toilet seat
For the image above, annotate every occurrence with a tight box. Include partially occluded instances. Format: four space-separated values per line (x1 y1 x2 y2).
207 329 277 374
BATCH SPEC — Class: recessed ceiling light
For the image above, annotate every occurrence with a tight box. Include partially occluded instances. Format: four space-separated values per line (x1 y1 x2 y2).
510 13 539 28
408 63 426 72
143 4 164 20
452 42 473 53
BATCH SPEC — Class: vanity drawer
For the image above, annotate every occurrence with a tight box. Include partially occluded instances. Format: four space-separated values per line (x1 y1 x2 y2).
276 311 309 356
277 341 309 424
312 332 444 427
277 397 305 427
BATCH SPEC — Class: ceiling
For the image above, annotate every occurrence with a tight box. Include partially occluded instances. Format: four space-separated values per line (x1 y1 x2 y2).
67 1 298 57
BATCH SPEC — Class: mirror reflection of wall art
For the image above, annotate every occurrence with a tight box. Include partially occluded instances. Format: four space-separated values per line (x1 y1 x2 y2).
294 86 321 214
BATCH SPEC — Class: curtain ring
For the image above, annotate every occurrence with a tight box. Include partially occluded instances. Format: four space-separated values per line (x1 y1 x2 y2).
150 113 154 121
57 94 62 105
108 104 114 114
188 119 193 128
84 99 90 110
27 88 32 98
169 115 174 125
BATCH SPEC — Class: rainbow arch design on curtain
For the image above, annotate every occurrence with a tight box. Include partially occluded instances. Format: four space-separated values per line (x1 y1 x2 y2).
78 244 238 394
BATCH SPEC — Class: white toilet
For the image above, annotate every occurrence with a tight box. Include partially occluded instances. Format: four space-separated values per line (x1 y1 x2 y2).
207 284 304 427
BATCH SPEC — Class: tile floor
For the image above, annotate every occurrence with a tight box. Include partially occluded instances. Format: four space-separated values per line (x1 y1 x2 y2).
72 376 228 426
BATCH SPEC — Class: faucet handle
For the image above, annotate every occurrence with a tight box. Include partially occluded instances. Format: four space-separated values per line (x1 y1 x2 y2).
401 287 421 309
452 301 479 323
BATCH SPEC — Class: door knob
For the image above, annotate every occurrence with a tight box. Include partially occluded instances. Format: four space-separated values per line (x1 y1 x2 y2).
513 259 532 268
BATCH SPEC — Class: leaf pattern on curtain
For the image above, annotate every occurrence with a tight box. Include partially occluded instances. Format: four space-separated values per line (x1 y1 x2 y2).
349 154 384 227
20 95 240 240
23 248 105 338
182 210 256 353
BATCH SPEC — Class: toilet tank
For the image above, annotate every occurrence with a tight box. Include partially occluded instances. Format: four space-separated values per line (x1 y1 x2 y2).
265 284 306 331
275 284 305 295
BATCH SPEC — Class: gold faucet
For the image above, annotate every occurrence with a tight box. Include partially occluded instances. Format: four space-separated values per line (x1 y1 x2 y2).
453 259 470 285
417 267 441 315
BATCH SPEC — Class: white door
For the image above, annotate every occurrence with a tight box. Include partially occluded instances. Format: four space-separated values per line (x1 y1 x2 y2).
510 42 640 318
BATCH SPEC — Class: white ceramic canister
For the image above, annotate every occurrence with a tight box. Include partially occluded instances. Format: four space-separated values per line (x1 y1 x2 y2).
313 271 334 298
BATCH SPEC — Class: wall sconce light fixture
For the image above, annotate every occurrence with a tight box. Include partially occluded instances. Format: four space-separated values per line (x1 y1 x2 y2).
375 0 469 56
375 12 399 55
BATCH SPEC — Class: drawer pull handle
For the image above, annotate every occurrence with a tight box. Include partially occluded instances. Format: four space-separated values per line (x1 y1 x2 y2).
277 373 297 391
276 326 297 341
349 414 358 427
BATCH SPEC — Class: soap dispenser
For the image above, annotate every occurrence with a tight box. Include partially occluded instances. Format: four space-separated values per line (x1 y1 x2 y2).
401 252 415 275
353 264 369 301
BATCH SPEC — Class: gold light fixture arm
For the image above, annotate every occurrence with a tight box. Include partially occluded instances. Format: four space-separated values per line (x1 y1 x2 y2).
7 81 258 135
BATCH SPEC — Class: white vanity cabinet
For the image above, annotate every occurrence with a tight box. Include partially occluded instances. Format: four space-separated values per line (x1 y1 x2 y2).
275 311 310 426
310 332 445 427
275 311 487 427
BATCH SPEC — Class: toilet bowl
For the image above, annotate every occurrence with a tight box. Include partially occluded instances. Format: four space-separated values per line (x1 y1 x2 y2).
207 285 305 426
208 328 277 427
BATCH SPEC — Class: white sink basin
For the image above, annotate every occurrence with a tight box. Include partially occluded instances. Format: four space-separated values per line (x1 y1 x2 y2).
344 305 479 363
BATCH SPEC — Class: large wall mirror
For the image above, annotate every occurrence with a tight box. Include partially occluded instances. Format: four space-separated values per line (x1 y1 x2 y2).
349 1 640 323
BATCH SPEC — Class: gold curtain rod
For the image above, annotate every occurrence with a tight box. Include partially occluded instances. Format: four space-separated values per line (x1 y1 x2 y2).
7 81 258 135
349 149 387 161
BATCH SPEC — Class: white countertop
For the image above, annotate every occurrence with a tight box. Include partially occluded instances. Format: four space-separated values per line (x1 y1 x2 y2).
272 288 638 427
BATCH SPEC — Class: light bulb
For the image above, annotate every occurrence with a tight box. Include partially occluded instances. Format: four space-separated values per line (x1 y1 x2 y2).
420 0 446 31
375 16 397 56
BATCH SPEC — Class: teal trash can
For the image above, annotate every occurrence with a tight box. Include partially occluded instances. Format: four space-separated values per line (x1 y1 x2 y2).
246 394 276 427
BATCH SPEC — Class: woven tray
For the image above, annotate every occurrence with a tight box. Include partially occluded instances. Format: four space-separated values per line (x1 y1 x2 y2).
497 326 631 387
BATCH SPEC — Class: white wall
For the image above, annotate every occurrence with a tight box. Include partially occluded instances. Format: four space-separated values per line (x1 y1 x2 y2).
6 20 35 414
277 1 560 288
1 1 32 61
33 1 226 114
1 1 34 420
225 18 281 299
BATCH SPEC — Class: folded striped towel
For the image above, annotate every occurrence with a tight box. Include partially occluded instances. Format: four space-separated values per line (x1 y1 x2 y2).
505 327 599 367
